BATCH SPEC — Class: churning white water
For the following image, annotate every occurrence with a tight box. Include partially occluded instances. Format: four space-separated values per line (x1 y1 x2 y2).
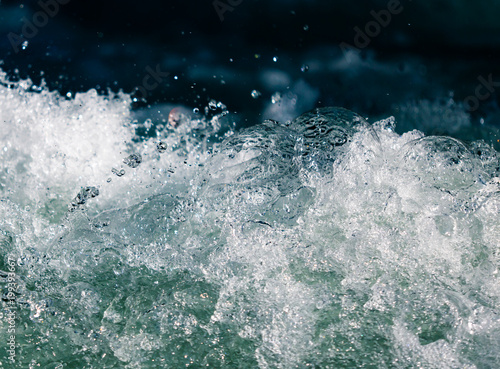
0 72 499 368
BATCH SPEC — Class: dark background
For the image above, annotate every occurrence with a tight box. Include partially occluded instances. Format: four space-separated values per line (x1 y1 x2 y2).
1 0 500 124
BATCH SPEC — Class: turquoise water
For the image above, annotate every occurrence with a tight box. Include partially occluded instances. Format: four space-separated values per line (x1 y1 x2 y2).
0 75 499 368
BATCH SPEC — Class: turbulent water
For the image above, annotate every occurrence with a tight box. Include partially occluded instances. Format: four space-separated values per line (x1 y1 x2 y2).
0 73 499 368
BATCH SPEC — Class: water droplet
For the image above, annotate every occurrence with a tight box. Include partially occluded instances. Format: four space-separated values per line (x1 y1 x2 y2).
273 56 278 62
106 178 112 183
157 141 167 153
271 92 282 104
300 64 309 73
303 24 309 31
111 168 126 177
168 107 190 128
208 99 218 111
251 90 262 99
144 118 153 130
123 154 142 168
193 107 200 114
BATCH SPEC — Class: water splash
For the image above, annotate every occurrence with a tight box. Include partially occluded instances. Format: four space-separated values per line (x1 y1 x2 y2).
0 75 499 368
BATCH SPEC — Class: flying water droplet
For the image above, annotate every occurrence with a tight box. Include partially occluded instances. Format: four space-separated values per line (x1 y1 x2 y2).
271 92 282 104
208 99 218 111
251 90 262 99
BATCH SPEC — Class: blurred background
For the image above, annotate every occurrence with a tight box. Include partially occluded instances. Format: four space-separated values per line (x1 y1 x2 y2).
1 0 500 142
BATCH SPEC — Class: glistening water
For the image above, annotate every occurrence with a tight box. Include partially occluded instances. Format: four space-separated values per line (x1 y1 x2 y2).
0 73 499 368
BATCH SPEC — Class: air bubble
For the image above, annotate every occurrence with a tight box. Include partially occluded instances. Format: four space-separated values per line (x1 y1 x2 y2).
111 168 125 177
71 186 99 206
123 154 142 168
401 136 478 190
156 141 167 153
